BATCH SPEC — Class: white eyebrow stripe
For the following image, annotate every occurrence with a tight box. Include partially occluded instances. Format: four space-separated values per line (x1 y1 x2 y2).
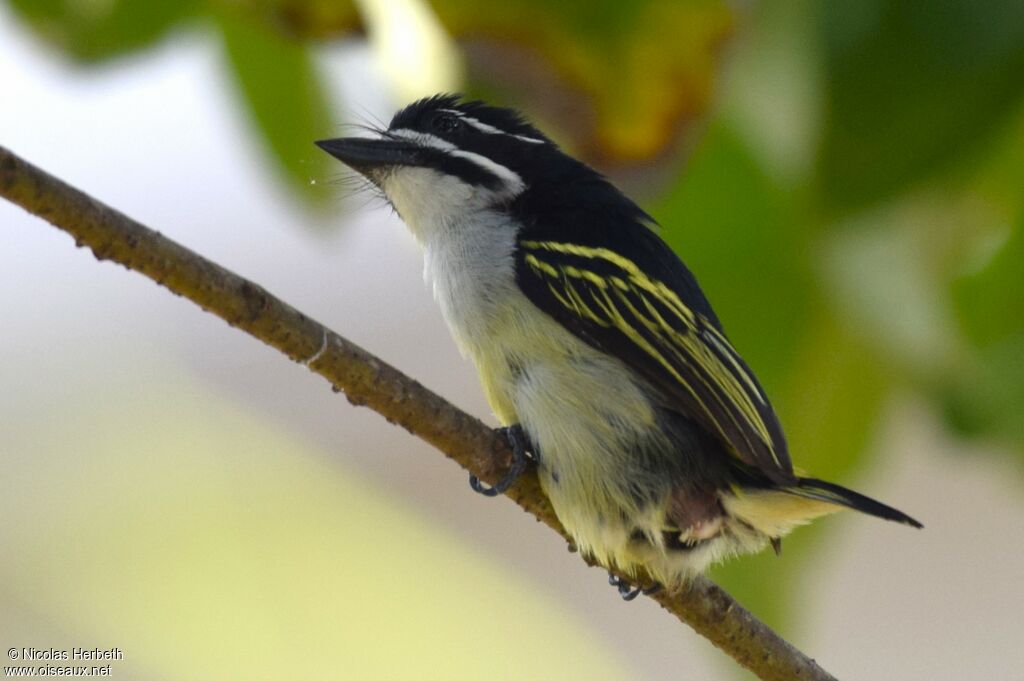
388 128 456 150
387 128 525 196
438 109 546 145
438 110 502 134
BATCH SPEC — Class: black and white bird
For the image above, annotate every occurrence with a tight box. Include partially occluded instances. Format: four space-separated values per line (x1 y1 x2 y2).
316 94 921 595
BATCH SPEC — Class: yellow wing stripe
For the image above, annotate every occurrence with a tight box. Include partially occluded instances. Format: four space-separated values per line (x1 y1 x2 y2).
522 240 697 324
636 290 769 443
603 282 737 444
524 253 559 278
626 282 769 446
522 242 779 466
609 281 768 452
527 254 607 326
701 323 767 405
587 281 723 439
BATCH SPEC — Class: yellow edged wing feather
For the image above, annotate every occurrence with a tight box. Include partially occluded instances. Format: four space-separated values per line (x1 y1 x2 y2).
517 239 792 482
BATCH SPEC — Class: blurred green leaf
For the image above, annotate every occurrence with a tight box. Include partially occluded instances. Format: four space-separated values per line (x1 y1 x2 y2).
722 0 823 185
7 0 199 62
819 201 966 378
228 0 360 39
780 315 893 484
953 221 1024 346
941 335 1024 449
818 0 1024 212
945 219 1024 447
215 7 333 205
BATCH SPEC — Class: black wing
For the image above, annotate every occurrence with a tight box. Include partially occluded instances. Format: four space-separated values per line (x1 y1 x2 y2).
515 232 793 484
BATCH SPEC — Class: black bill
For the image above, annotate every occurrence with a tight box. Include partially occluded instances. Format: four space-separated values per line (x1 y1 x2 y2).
314 137 426 175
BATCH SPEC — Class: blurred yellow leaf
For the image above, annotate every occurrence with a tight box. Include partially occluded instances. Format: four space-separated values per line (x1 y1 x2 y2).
438 0 733 162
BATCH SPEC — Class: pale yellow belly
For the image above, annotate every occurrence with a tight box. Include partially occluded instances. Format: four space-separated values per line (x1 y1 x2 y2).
445 277 780 583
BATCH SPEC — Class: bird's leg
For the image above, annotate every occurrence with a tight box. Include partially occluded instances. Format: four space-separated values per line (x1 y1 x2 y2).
607 573 662 601
469 424 537 497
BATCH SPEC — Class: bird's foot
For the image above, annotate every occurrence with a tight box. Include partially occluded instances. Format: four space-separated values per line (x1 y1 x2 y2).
608 574 662 601
469 424 537 497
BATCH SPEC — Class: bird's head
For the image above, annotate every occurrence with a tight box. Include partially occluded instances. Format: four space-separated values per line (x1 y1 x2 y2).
315 94 586 239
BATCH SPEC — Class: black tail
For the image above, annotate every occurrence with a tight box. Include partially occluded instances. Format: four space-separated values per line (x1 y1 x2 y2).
792 478 923 528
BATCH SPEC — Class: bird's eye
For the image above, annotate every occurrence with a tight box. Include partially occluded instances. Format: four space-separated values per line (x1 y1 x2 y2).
433 113 461 134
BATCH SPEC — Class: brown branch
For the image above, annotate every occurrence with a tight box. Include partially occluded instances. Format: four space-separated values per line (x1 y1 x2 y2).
0 145 836 681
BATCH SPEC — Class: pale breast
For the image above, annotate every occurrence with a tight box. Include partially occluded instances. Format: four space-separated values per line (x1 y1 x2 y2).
422 214 658 439
421 214 680 566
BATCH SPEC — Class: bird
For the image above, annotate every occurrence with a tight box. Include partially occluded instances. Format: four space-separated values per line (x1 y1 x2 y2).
316 94 921 597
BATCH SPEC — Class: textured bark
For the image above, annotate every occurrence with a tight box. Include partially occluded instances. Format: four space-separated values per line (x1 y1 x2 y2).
0 145 835 681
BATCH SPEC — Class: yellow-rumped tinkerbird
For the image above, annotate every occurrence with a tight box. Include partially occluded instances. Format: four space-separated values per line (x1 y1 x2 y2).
316 95 921 598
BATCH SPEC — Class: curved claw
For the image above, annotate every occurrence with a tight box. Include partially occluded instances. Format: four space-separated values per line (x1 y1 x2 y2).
608 573 661 601
469 473 510 496
469 425 534 497
620 586 642 601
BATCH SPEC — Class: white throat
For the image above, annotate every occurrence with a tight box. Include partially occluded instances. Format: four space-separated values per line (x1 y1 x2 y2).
378 160 524 358
380 167 481 243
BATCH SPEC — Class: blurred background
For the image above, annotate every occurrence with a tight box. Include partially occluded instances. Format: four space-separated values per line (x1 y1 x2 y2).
2 0 1023 678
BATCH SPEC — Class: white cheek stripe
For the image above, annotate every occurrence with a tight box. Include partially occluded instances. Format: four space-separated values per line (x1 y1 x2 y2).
450 149 524 194
439 109 546 144
388 128 524 196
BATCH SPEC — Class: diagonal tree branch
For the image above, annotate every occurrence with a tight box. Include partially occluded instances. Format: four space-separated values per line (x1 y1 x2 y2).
0 145 836 681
